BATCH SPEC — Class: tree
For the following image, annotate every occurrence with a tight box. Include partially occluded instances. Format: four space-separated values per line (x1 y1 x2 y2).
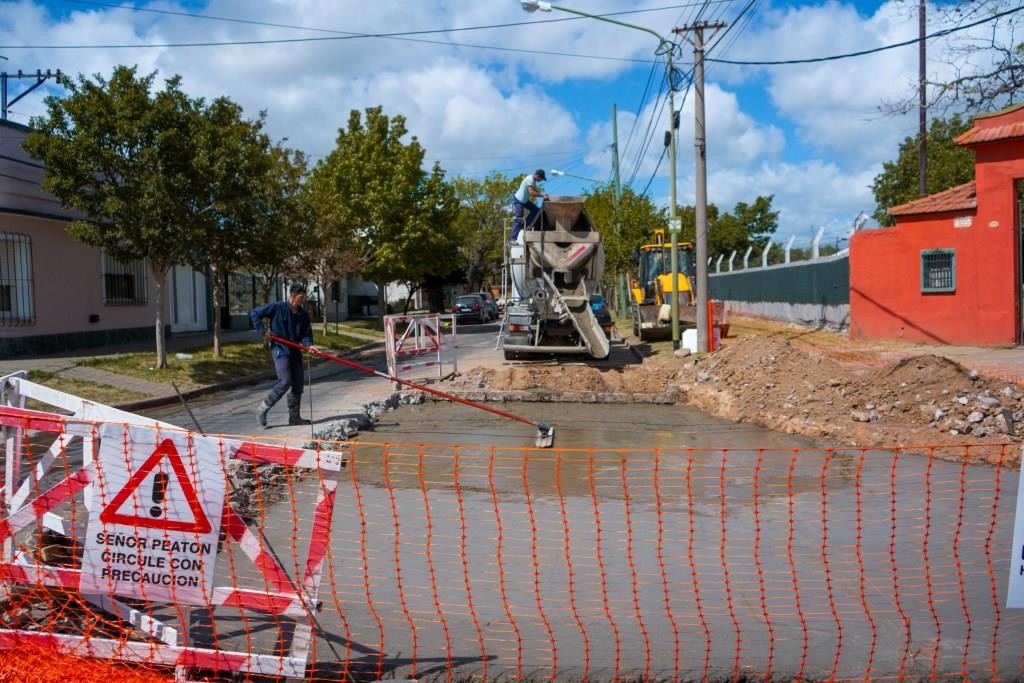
317 107 458 321
297 152 365 328
23 66 207 368
190 98 275 357
871 115 974 225
451 173 516 293
379 164 460 313
244 146 309 305
584 185 666 302
676 195 779 260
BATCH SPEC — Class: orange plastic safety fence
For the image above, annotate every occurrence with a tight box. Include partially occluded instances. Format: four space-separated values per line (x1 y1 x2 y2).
2 409 1023 682
0 644 171 682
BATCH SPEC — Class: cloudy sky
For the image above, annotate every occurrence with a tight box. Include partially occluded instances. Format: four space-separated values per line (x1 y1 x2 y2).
0 0 1017 246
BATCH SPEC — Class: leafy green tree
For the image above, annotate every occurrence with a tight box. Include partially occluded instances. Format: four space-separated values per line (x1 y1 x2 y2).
585 185 666 278
245 146 309 305
381 166 460 312
23 66 207 368
301 153 366 327
677 195 779 260
317 107 458 319
190 98 275 357
871 115 974 225
451 173 516 292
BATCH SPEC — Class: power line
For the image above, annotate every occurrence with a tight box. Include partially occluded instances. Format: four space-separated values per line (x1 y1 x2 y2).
5 1 732 62
707 4 1022 65
58 0 737 37
640 146 668 196
620 59 660 170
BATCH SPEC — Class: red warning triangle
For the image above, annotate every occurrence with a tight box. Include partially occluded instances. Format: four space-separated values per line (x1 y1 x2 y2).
99 438 212 533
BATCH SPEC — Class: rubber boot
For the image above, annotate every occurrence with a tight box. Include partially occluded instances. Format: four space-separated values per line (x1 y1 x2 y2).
288 406 311 426
257 401 271 429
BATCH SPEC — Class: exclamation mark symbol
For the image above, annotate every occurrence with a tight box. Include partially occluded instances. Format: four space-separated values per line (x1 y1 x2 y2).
150 472 169 518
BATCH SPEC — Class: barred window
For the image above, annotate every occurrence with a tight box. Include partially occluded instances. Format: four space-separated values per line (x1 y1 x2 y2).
228 272 256 315
921 249 956 293
102 250 148 305
0 233 34 325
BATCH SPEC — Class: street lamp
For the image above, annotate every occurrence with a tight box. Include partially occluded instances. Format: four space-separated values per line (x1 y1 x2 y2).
520 0 685 349
549 168 605 184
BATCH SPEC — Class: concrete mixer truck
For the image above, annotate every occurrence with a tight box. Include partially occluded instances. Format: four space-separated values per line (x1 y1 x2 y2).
500 196 610 361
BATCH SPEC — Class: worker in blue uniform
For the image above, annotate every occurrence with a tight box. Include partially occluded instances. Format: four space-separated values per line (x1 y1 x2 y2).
250 283 316 428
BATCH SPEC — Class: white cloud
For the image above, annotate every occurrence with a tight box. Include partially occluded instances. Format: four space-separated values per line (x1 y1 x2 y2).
0 0 582 177
1 0 1011 236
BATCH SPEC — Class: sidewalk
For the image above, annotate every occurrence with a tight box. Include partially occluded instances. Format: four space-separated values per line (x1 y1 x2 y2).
0 327 385 406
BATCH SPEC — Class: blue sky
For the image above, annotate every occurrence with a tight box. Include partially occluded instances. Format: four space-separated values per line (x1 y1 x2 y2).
1 0 1014 247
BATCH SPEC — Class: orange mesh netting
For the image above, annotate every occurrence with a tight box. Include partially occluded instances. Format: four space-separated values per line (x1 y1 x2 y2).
1 405 1022 681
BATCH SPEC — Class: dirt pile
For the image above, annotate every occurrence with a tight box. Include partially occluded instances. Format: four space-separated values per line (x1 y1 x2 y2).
446 363 674 399
444 333 1023 463
673 335 1023 461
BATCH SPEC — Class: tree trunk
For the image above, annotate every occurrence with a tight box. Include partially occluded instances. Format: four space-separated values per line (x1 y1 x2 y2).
211 264 223 358
151 263 169 369
377 280 386 330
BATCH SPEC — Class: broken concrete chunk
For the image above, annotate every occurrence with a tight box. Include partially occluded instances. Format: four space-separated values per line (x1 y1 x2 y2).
851 410 871 423
967 411 985 424
957 396 970 405
977 396 1002 409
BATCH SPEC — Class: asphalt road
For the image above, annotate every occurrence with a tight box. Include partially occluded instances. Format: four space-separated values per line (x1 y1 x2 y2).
141 320 522 439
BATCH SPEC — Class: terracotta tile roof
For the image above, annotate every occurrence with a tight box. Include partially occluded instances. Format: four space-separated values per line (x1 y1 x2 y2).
955 121 1024 145
888 181 977 217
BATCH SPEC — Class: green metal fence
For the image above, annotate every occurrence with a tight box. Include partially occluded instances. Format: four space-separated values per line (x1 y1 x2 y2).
709 253 849 305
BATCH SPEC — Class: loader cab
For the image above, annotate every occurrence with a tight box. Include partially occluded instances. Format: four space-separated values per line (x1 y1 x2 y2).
633 229 696 305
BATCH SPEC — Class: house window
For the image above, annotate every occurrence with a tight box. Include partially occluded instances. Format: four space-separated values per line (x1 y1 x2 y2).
0 233 34 325
228 272 256 315
102 250 148 305
921 249 956 293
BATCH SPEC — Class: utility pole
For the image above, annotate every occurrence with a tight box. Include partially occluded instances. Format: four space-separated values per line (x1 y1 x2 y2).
675 21 725 353
612 103 628 319
1 69 61 121
668 81 680 349
918 0 927 197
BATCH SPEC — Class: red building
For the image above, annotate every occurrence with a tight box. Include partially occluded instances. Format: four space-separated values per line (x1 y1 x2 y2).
850 104 1024 346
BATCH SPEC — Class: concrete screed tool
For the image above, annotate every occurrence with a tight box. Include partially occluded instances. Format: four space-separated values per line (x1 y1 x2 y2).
269 335 556 448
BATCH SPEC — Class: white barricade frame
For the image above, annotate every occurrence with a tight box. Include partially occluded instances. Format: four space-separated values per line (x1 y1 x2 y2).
0 372 345 678
384 312 458 384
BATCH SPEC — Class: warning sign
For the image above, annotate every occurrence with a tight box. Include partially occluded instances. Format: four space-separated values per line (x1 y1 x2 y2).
80 424 229 605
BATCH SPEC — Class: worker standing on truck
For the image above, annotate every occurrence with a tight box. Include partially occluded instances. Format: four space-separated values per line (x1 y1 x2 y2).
511 169 549 242
250 283 316 428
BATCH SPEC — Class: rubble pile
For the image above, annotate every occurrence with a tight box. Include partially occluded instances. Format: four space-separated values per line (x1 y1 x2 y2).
673 336 1022 462
439 334 1020 464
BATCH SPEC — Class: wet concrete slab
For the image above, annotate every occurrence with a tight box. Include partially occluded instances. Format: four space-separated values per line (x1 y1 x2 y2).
217 401 1024 681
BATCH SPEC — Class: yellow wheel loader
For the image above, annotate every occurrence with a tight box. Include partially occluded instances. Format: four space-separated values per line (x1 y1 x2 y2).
629 229 699 341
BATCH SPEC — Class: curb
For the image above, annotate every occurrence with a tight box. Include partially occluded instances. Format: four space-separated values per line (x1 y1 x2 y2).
113 340 385 412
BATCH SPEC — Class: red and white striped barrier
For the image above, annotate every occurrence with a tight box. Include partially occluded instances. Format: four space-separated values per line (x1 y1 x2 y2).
384 312 458 384
0 373 344 677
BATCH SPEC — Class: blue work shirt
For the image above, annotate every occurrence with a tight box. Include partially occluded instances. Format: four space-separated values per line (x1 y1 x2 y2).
250 300 313 358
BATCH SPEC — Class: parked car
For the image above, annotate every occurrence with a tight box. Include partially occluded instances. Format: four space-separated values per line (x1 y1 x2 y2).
478 292 499 320
589 293 614 337
452 293 490 324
